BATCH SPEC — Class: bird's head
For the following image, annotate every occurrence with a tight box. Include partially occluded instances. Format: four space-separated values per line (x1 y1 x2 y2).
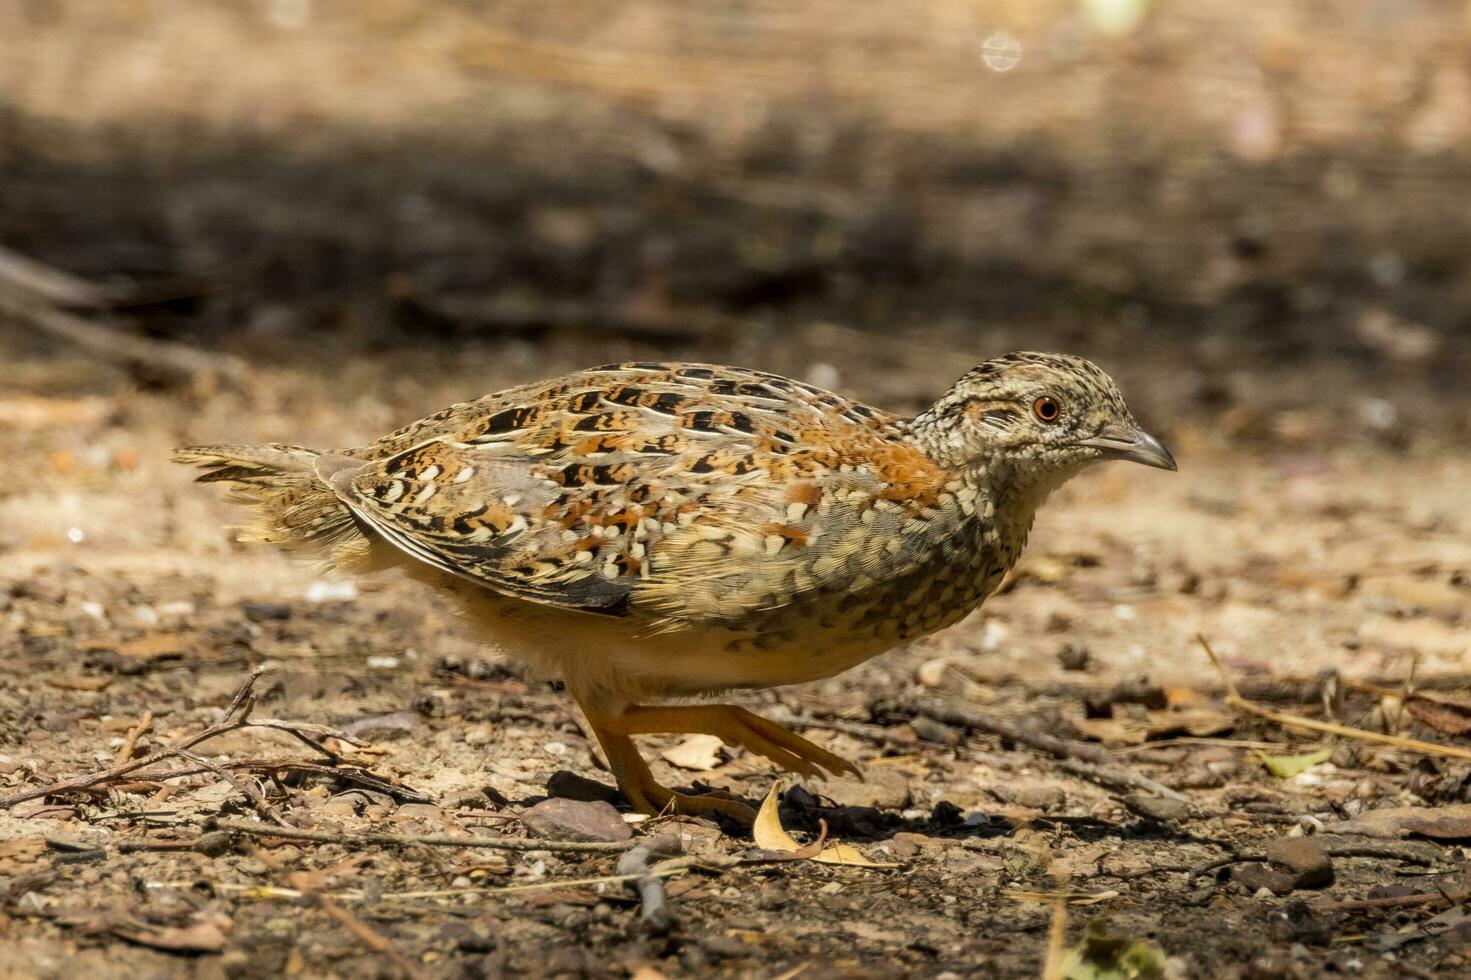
912 351 1176 483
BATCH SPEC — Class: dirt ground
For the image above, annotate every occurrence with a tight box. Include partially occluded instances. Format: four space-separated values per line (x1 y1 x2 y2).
4 2 1471 978
3 323 1470 979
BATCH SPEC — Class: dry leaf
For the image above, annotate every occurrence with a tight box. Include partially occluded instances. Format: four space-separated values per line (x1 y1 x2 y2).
1406 694 1471 737
753 783 898 868
1258 747 1331 779
659 734 725 772
112 919 229 953
46 674 113 692
1326 804 1471 841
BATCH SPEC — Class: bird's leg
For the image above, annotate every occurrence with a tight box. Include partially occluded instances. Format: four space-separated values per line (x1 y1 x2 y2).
603 704 862 781
579 706 757 822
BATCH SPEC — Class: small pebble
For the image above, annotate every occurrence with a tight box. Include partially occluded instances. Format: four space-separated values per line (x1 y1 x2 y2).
1265 837 1334 889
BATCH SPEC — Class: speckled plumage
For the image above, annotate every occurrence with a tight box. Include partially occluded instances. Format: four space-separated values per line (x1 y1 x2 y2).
177 351 1174 818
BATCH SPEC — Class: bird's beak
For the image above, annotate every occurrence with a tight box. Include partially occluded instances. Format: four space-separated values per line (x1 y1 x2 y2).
1079 423 1177 471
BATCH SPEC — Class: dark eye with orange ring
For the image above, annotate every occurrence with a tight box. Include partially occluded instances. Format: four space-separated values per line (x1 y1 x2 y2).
1032 396 1061 422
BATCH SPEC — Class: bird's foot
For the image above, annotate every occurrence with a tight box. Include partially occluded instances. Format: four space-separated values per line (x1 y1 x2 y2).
608 704 862 782
589 726 757 821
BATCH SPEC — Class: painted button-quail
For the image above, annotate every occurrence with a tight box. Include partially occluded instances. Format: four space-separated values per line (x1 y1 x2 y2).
177 351 1175 820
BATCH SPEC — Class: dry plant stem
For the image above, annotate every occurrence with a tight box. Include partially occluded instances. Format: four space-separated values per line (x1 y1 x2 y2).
909 697 1188 803
213 818 639 854
616 835 683 932
0 281 246 385
247 844 429 980
0 243 125 307
1317 890 1471 913
175 748 287 826
0 243 248 385
1 668 362 809
1195 635 1471 763
113 711 153 765
1041 895 1068 980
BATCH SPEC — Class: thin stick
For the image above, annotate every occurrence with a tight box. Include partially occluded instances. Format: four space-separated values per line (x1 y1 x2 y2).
213 818 638 854
247 844 429 980
910 697 1189 803
175 749 287 826
1041 894 1069 980
1316 889 1471 913
1 669 388 809
1196 635 1471 763
2 670 265 807
0 282 246 385
150 865 695 903
113 711 154 765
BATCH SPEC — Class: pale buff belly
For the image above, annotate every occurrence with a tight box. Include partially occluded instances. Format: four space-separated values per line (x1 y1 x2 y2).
442 560 1003 712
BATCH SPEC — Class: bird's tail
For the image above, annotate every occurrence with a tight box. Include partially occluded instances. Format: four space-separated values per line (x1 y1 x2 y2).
173 443 366 561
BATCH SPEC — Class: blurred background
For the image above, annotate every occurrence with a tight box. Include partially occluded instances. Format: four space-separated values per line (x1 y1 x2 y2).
3 0 1470 430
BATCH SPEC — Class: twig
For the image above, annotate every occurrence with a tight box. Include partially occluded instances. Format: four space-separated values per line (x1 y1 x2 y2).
175 749 286 826
1041 892 1069 980
909 697 1189 803
149 863 700 904
1316 889 1471 913
0 283 246 385
616 834 683 933
0 243 256 310
3 669 265 808
247 844 429 980
212 818 638 854
1196 635 1471 763
1092 835 1447 882
113 711 153 765
0 245 247 386
2 668 387 812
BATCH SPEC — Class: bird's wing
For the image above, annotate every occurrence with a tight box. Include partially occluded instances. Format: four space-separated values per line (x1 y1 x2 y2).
326 362 956 624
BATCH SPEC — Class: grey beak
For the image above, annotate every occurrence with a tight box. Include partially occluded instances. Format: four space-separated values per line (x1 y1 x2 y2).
1080 423 1177 471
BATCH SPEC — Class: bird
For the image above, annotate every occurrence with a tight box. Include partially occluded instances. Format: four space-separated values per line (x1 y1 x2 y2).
176 351 1175 821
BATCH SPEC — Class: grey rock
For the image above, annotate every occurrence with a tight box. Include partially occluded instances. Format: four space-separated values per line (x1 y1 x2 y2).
522 798 632 843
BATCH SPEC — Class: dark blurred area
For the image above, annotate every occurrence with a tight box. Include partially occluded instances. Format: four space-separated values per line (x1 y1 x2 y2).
2 0 1470 439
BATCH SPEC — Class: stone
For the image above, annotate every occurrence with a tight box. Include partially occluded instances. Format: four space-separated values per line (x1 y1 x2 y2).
888 832 942 860
522 798 632 843
1231 862 1297 896
546 769 623 805
442 788 497 811
1122 795 1194 823
1265 837 1334 889
995 784 1066 810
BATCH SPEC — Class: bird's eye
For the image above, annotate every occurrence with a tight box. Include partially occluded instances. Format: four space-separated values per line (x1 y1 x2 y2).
1032 396 1062 423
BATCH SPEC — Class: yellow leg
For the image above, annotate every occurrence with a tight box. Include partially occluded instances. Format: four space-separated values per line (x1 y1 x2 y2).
584 723 756 822
603 704 861 781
